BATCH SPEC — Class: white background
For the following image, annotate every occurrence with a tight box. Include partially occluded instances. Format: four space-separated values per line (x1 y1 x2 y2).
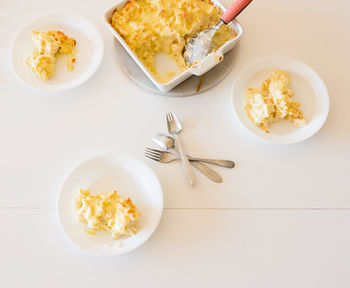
1 0 350 287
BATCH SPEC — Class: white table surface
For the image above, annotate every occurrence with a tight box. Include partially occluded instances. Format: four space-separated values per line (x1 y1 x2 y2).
1 0 350 286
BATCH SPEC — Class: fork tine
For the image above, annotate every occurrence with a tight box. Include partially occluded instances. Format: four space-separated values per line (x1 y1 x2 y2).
169 112 182 131
145 149 160 158
167 113 172 124
145 147 162 154
145 152 160 160
169 112 174 121
145 148 161 158
145 150 161 158
144 153 159 162
145 149 160 156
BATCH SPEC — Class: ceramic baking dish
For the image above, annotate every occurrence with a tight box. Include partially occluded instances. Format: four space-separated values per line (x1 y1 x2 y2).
104 0 243 92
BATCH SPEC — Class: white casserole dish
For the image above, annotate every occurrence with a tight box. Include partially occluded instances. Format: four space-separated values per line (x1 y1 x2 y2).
104 0 243 92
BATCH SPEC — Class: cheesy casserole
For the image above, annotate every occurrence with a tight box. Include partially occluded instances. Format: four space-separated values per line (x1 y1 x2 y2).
111 0 236 83
26 30 77 80
75 189 141 239
245 70 306 133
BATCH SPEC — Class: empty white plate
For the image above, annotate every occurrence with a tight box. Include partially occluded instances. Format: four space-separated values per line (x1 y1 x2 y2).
231 56 329 144
58 153 163 256
11 13 104 92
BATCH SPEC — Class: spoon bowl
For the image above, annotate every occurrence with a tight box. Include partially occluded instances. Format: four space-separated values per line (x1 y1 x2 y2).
183 0 252 65
153 133 175 150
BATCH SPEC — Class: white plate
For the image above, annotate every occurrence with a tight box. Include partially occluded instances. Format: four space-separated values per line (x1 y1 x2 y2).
231 56 329 144
58 153 163 256
11 13 104 92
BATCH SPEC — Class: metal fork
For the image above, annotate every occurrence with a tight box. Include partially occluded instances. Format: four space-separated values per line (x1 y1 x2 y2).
145 148 222 183
166 112 196 186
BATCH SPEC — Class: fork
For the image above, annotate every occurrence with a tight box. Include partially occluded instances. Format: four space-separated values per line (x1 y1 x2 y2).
145 148 222 183
166 112 196 186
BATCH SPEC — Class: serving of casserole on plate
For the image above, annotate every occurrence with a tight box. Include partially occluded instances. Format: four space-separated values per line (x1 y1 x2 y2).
104 0 243 92
11 14 104 92
58 153 163 256
231 56 329 144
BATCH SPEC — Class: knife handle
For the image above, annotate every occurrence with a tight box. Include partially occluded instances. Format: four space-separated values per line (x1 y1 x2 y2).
191 161 223 183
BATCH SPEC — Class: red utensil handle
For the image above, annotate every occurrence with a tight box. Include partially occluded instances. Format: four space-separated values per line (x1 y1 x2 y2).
221 0 253 24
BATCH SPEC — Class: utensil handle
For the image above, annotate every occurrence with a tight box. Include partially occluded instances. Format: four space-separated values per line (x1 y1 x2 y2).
172 147 235 168
191 161 222 183
188 157 235 168
221 0 253 24
175 134 196 187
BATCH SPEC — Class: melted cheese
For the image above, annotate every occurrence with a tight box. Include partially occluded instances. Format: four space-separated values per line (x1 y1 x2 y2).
245 71 306 133
111 0 236 83
75 189 141 239
26 30 77 80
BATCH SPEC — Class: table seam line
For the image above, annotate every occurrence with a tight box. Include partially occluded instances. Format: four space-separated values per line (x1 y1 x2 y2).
1 207 350 211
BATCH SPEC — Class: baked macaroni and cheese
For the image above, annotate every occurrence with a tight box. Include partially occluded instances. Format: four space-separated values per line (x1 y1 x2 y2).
75 189 141 239
111 0 236 83
26 30 77 80
245 70 306 133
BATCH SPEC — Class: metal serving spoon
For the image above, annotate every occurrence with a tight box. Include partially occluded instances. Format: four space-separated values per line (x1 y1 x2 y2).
153 133 235 168
184 0 253 65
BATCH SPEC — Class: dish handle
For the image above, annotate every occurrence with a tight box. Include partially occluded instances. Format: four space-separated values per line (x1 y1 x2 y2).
191 51 224 76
